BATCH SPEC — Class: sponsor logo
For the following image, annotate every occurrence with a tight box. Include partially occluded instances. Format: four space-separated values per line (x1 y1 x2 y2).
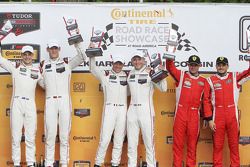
0 12 40 36
73 136 97 143
1 43 40 63
73 160 91 167
74 109 90 118
239 136 250 145
239 16 250 60
166 136 173 144
161 110 175 117
6 108 10 116
73 82 85 92
111 8 172 20
198 162 213 167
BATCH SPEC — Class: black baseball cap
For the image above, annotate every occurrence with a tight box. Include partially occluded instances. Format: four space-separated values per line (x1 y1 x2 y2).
216 57 228 65
187 55 201 65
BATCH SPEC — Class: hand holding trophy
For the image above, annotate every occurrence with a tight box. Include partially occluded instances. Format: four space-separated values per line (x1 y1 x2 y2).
149 52 169 83
63 16 83 45
85 27 104 57
163 26 178 60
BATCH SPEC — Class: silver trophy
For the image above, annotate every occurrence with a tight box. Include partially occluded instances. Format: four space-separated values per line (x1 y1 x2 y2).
149 53 168 83
85 27 104 57
0 20 13 41
163 27 178 60
63 16 83 45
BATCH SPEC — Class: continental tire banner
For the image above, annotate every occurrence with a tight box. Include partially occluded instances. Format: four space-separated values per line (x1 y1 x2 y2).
0 3 250 167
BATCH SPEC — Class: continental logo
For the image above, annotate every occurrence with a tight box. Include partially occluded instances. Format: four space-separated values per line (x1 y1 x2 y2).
1 43 40 63
111 8 173 20
198 162 213 167
73 136 97 143
161 110 175 117
74 109 90 118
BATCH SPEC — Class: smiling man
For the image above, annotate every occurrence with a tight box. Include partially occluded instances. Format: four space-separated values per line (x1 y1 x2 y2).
166 55 206 167
0 45 44 167
90 52 128 167
40 39 86 167
127 52 167 167
203 57 250 167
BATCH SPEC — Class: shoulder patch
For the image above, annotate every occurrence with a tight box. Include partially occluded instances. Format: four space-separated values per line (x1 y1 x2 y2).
16 62 20 68
105 70 109 76
40 60 45 68
63 57 69 64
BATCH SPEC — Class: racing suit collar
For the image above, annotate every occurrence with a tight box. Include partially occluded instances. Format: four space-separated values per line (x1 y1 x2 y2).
187 71 200 79
21 62 33 68
49 57 60 63
216 72 229 80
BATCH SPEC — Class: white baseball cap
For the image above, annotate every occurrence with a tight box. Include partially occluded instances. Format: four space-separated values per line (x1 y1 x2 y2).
113 56 125 64
47 39 60 48
21 45 34 54
131 51 144 59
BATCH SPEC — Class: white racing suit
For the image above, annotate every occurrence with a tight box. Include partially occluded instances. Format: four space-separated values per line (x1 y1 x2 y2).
127 66 167 167
0 54 43 166
40 44 86 167
90 57 128 166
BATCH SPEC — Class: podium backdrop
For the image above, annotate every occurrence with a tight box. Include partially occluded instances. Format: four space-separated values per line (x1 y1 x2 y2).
0 3 250 166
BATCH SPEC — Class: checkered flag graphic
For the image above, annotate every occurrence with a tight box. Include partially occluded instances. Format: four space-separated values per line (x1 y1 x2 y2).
101 23 113 50
171 23 198 52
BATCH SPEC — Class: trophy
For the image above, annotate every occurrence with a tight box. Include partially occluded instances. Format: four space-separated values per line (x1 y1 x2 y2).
0 20 13 41
85 27 104 57
163 27 178 60
63 16 83 45
149 53 168 83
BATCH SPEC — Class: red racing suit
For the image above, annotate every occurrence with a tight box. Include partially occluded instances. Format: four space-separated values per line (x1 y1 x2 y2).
166 60 206 167
203 65 250 167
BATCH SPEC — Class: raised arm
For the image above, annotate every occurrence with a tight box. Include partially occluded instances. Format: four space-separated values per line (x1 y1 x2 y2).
237 61 250 85
0 51 15 73
68 42 87 70
89 57 105 81
165 59 181 84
